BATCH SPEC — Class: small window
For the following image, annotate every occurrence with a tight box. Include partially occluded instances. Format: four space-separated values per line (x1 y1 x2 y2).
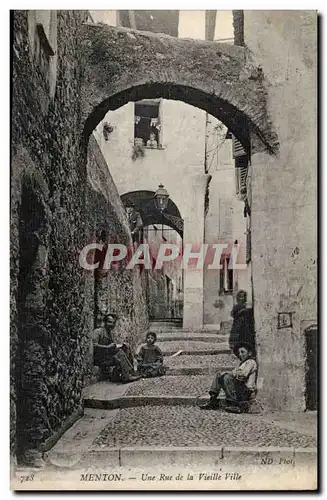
134 100 161 149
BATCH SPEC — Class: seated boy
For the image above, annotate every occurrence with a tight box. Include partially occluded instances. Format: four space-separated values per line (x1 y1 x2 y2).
137 331 166 378
200 343 257 412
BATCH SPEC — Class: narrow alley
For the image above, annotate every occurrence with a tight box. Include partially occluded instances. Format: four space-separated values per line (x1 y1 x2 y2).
39 320 316 475
11 8 317 491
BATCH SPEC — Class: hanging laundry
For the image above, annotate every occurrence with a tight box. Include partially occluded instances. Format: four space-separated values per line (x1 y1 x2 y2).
134 116 141 124
150 118 158 127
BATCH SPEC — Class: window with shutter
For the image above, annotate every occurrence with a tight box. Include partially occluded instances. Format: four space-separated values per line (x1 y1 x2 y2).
235 155 248 197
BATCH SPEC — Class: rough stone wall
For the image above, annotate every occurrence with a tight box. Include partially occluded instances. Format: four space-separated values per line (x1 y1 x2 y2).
11 10 148 462
85 135 148 365
11 9 90 460
244 11 317 411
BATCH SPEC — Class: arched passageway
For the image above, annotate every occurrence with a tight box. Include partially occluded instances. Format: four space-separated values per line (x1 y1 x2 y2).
80 23 279 155
121 190 184 322
81 23 279 328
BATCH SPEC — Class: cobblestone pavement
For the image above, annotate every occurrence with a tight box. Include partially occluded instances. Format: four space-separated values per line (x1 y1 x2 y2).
85 323 316 454
125 375 213 397
93 406 317 448
165 353 237 370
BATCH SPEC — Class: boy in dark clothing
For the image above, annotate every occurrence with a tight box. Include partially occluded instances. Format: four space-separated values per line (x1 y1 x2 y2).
229 290 255 355
137 332 166 378
93 313 140 383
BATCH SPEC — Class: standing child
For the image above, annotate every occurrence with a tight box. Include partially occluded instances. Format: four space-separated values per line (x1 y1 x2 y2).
200 343 257 413
137 332 166 378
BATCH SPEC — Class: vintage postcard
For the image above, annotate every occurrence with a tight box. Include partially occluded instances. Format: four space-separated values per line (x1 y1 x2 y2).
10 9 317 491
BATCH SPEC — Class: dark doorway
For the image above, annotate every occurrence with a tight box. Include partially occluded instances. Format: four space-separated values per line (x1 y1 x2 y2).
305 325 317 411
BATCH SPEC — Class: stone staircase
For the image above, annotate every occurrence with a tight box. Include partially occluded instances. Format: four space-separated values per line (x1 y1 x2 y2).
44 320 317 472
83 321 236 410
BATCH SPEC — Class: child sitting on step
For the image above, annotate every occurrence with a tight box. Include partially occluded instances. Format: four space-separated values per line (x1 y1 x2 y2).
200 342 257 413
137 331 166 378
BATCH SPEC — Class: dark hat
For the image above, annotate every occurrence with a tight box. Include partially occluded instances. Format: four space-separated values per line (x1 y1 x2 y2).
233 341 256 356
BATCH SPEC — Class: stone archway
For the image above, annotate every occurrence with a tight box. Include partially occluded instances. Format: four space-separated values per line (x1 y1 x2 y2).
80 23 279 155
121 190 184 237
121 190 184 322
80 22 280 328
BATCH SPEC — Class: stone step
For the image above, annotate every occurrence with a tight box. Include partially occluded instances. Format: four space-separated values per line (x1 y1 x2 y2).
149 321 223 336
149 321 182 332
166 366 233 376
151 327 222 335
83 375 215 410
150 319 182 324
84 394 214 410
157 332 227 343
165 353 237 376
159 340 231 356
73 446 317 472
125 374 212 397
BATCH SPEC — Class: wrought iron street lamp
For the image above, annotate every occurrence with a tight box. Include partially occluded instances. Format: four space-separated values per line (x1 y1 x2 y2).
154 183 170 213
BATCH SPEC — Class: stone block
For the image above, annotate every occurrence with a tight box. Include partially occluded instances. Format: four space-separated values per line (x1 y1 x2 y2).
120 446 223 467
81 448 120 468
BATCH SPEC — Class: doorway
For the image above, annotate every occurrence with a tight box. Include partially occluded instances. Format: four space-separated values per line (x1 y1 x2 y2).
305 325 317 411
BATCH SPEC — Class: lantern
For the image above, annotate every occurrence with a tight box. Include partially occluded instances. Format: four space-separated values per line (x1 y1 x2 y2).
154 183 169 213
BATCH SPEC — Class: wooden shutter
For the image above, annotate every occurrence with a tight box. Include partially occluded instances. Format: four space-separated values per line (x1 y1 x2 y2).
232 136 246 158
